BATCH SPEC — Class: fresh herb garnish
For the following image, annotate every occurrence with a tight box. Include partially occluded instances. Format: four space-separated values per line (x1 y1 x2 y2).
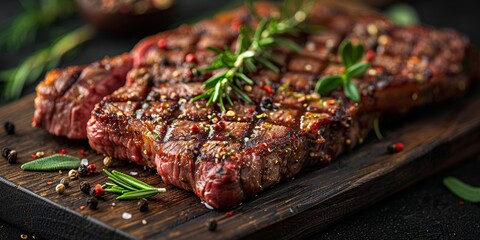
191 0 311 112
1 25 95 100
21 154 81 171
315 40 370 102
443 177 480 203
102 169 166 200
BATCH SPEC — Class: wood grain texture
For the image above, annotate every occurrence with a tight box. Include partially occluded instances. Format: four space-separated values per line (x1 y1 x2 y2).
1 90 480 239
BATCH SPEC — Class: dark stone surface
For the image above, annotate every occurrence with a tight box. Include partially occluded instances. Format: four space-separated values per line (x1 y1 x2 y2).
1 0 479 239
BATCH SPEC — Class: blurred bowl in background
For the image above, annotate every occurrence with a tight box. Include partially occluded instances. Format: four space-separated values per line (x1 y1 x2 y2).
75 0 177 35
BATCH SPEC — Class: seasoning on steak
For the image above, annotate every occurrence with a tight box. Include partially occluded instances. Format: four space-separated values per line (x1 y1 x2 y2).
33 54 132 139
85 2 474 209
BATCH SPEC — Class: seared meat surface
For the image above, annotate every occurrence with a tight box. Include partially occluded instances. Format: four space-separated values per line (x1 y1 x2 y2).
86 2 471 209
33 1 473 208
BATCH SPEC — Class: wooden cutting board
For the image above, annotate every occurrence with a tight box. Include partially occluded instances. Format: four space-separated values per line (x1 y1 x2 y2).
1 90 480 240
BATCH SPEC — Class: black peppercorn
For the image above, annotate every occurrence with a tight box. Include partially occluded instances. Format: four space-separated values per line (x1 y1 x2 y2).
79 181 91 194
86 197 98 209
4 121 15 135
207 219 217 231
2 147 11 158
260 97 278 111
89 187 97 197
6 150 17 164
78 164 88 177
137 198 149 212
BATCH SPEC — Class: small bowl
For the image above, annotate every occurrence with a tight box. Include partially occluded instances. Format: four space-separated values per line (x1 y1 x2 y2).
76 0 178 35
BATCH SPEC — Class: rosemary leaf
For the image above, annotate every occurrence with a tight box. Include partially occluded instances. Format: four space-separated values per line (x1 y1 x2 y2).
443 177 480 203
111 170 157 189
116 188 166 200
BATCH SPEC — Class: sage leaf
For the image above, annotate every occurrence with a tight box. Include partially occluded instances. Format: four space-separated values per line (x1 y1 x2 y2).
315 75 343 95
339 40 353 68
21 154 80 171
343 79 360 102
346 62 370 78
443 177 480 203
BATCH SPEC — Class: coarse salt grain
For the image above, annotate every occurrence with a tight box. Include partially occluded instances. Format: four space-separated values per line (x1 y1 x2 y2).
130 171 138 176
142 219 148 225
122 212 132 220
81 158 89 166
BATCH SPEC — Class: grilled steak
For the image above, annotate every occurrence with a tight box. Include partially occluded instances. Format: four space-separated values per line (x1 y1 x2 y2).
84 2 473 209
33 54 132 139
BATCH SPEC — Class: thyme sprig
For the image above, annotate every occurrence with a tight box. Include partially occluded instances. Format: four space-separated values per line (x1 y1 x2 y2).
0 0 76 51
315 40 370 102
102 169 166 200
0 25 95 100
191 0 311 112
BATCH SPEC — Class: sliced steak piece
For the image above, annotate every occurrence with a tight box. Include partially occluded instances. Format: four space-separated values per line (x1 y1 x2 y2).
83 2 472 209
33 54 133 139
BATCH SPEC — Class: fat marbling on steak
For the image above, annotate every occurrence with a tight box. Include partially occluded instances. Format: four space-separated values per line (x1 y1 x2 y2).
85 2 474 209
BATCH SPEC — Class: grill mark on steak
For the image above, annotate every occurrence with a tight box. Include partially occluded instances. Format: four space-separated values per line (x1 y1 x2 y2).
85 2 474 209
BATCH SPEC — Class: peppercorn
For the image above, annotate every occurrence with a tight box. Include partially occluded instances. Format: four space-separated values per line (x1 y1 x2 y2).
89 187 97 197
2 147 11 158
60 178 70 188
7 150 17 164
185 53 196 63
86 163 96 175
137 198 149 212
387 142 404 154
94 184 105 197
78 164 88 177
86 197 98 209
260 97 277 111
213 121 226 131
103 156 113 167
79 181 91 194
68 169 79 180
55 183 65 194
207 219 217 231
4 121 15 135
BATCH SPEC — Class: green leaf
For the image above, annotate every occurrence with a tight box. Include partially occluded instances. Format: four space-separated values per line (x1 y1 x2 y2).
235 73 254 85
443 177 480 202
339 40 353 68
315 75 343 95
212 81 222 103
343 78 360 102
385 3 420 26
204 72 225 88
346 62 370 78
116 188 166 200
21 154 80 171
273 38 302 52
351 44 364 65
256 57 280 73
112 170 156 190
232 85 252 103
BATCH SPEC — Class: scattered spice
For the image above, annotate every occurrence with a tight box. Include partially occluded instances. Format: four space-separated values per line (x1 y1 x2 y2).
122 212 132 220
387 142 404 153
6 150 17 164
90 184 105 197
35 151 44 158
190 123 200 133
130 171 138 176
225 211 234 217
79 205 86 211
21 154 81 171
213 121 226 131
80 181 91 194
55 183 65 194
87 197 98 209
80 149 86 155
20 234 28 240
2 147 11 158
4 121 15 135
60 178 70 188
87 163 97 175
47 181 53 185
185 53 196 63
58 149 67 154
31 154 37 159
142 219 148 225
78 164 88 177
137 198 149 212
103 156 113 167
207 219 217 231
68 169 79 180
80 158 89 166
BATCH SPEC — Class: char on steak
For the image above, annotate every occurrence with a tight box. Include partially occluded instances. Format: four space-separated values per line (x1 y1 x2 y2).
35 2 475 209
33 54 132 139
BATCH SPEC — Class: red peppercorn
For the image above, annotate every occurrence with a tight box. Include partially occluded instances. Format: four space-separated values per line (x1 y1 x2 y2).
87 164 96 174
59 149 67 154
185 53 196 63
366 50 376 62
185 69 194 79
291 135 297 140
213 121 226 131
31 154 37 159
190 124 200 133
225 211 234 217
248 108 255 114
157 38 167 49
80 149 85 155
93 184 105 197
261 85 273 94
231 19 243 31
387 142 404 153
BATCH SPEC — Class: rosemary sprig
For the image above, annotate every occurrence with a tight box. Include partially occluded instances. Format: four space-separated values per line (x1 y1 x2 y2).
0 0 76 51
315 40 370 102
443 177 480 203
192 0 311 112
102 169 166 200
0 25 95 100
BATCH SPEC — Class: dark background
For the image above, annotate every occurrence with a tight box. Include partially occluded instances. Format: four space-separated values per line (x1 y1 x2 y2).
1 0 479 239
